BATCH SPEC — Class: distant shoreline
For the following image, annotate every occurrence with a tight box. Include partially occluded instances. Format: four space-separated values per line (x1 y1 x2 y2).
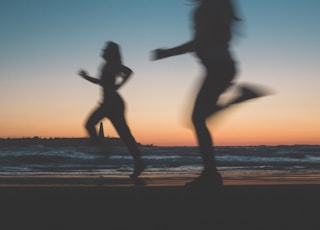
1 137 318 148
0 136 153 147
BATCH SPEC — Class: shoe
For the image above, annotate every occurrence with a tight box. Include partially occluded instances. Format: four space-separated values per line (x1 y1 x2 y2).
131 177 146 186
130 161 146 180
185 171 223 191
235 84 271 104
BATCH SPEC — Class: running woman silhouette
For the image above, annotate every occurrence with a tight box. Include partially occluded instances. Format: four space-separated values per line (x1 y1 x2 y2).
152 0 263 190
79 41 145 180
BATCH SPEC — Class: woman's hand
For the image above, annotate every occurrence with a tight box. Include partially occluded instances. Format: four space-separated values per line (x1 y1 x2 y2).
78 69 88 78
151 49 168 60
77 70 100 84
151 42 194 61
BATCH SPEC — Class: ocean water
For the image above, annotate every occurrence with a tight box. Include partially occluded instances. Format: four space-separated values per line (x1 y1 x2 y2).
0 145 320 179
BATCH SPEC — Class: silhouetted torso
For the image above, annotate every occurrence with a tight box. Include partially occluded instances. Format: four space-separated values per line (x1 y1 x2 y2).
100 63 119 99
193 1 232 60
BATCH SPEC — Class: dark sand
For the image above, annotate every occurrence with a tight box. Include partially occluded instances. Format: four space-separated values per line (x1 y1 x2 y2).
1 175 320 230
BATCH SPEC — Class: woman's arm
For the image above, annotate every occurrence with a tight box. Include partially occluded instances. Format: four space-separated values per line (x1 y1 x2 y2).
78 70 101 85
152 41 195 60
115 65 133 90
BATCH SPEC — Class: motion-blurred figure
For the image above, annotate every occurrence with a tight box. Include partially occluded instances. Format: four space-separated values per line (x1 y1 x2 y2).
152 0 266 190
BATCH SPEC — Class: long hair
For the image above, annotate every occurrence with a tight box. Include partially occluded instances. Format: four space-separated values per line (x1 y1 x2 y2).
105 41 122 65
190 0 240 22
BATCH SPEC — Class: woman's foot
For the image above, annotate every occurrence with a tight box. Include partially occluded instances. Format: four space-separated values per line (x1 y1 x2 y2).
231 84 270 105
130 160 146 180
185 171 223 191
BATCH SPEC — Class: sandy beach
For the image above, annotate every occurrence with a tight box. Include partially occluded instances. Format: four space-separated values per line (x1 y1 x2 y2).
1 174 320 230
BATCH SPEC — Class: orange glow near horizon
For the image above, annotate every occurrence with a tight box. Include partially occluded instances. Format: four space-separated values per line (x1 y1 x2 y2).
1 94 320 146
1 117 319 146
1 93 320 146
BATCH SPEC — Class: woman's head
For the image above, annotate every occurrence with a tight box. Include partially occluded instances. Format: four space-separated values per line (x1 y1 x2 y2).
102 41 122 65
190 0 240 21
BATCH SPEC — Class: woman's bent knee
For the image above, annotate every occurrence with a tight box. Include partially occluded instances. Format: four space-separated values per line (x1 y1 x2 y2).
192 112 206 128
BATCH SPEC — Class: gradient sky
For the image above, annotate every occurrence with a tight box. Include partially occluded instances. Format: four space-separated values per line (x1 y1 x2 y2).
1 0 320 146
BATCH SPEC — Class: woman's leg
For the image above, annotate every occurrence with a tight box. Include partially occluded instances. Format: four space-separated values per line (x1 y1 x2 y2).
109 94 145 177
85 105 106 145
192 60 235 175
112 117 145 177
192 79 219 173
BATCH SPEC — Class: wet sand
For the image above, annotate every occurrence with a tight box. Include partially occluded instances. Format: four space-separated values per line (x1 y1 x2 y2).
1 174 320 230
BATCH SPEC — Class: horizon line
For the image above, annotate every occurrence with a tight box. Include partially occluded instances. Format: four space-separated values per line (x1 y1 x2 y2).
0 136 319 147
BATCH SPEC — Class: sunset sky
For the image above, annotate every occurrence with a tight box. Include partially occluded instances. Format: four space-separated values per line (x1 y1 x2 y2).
1 0 319 146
